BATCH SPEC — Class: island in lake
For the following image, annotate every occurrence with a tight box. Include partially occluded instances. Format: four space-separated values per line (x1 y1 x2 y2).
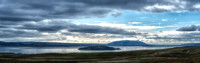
78 46 120 50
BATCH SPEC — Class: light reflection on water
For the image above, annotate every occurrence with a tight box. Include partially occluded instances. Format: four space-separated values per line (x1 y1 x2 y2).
0 46 175 54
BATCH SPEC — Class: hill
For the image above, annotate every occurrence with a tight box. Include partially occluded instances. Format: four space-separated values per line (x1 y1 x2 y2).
181 43 200 46
107 40 149 46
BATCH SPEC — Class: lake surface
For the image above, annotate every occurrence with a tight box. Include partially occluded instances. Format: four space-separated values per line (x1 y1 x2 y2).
0 46 175 54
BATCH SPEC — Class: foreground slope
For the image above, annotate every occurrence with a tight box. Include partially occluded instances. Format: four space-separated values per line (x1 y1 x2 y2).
0 46 200 63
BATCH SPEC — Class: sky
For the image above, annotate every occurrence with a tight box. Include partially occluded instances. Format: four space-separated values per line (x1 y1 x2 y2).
0 0 200 45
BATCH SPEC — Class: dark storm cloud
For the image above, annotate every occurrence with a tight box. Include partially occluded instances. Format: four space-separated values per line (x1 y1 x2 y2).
68 25 136 35
0 29 41 38
18 20 136 35
177 25 200 31
0 0 112 22
1 0 200 22
18 21 75 32
0 21 21 25
0 25 7 28
0 17 41 22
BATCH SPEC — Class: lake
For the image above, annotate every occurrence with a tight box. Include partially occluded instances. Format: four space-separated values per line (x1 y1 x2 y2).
0 46 175 54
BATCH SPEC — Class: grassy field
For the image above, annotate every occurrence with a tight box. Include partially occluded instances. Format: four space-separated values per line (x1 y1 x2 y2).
1 46 200 63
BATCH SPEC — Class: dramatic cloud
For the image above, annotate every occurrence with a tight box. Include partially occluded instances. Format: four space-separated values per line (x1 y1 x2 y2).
0 17 41 22
68 25 136 35
143 31 200 44
18 20 137 35
177 25 200 31
1 0 200 43
0 25 7 28
18 20 74 32
0 29 41 38
1 0 200 22
0 0 112 22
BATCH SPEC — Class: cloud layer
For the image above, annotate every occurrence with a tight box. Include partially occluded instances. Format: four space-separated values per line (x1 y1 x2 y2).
1 0 200 44
18 20 136 35
1 0 200 22
177 25 200 31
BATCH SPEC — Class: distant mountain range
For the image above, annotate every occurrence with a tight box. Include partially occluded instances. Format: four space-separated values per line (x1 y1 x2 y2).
181 43 200 46
107 40 179 47
107 40 149 46
0 41 104 47
0 40 200 47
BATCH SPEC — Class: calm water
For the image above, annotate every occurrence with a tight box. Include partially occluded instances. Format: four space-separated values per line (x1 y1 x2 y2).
0 46 175 54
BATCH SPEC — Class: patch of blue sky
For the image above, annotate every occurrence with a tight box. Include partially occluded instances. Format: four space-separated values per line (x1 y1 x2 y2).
71 10 200 31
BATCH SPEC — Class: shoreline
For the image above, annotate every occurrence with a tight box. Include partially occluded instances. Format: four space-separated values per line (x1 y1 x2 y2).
0 46 176 54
